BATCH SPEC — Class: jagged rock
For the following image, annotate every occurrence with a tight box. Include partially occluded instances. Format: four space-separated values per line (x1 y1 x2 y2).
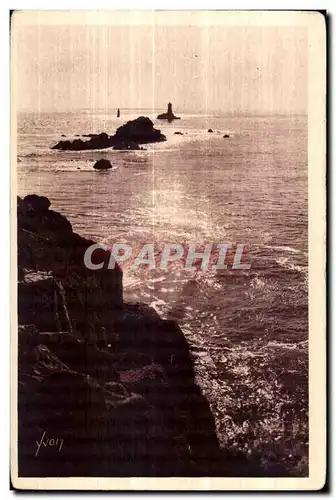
71 138 85 148
18 275 69 332
52 139 70 150
23 194 51 213
41 336 120 382
33 344 71 377
84 132 112 149
18 229 123 339
18 196 72 243
52 133 113 151
17 320 205 477
93 159 112 170
36 330 82 347
114 116 166 144
157 102 180 122
52 117 166 151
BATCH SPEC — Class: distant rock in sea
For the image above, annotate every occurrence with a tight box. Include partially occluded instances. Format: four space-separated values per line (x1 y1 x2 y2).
52 135 100 151
51 116 166 151
208 129 213 133
174 131 183 135
18 194 73 242
113 116 165 145
157 102 180 122
93 159 113 170
223 134 230 138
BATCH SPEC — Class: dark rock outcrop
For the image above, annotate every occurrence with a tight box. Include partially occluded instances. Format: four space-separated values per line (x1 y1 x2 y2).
17 195 222 477
17 195 123 335
18 195 72 242
157 102 180 122
208 129 213 133
52 117 166 151
223 134 230 138
113 116 165 145
93 159 113 170
22 194 51 213
52 133 114 151
174 131 184 135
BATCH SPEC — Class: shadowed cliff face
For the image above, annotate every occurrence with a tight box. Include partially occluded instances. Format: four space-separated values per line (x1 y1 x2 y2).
17 195 223 477
17 194 123 342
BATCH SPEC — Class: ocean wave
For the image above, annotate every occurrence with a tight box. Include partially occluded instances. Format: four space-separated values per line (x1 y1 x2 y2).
261 244 304 255
276 256 307 275
260 340 308 352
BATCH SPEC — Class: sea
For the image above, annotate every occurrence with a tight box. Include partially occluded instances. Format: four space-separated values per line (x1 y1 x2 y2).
17 110 308 475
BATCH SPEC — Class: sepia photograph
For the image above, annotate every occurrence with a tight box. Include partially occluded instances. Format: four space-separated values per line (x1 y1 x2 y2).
10 9 326 491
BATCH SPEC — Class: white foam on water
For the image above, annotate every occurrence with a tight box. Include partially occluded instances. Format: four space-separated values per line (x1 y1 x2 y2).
276 257 307 276
150 298 167 315
262 244 302 254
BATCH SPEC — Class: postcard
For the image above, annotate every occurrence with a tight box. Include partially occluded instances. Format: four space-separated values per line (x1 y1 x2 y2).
11 9 326 491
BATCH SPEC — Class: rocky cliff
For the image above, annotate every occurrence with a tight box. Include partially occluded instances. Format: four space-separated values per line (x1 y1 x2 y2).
17 195 222 477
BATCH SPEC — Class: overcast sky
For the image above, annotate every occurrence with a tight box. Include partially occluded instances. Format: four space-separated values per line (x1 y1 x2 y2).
14 13 307 115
